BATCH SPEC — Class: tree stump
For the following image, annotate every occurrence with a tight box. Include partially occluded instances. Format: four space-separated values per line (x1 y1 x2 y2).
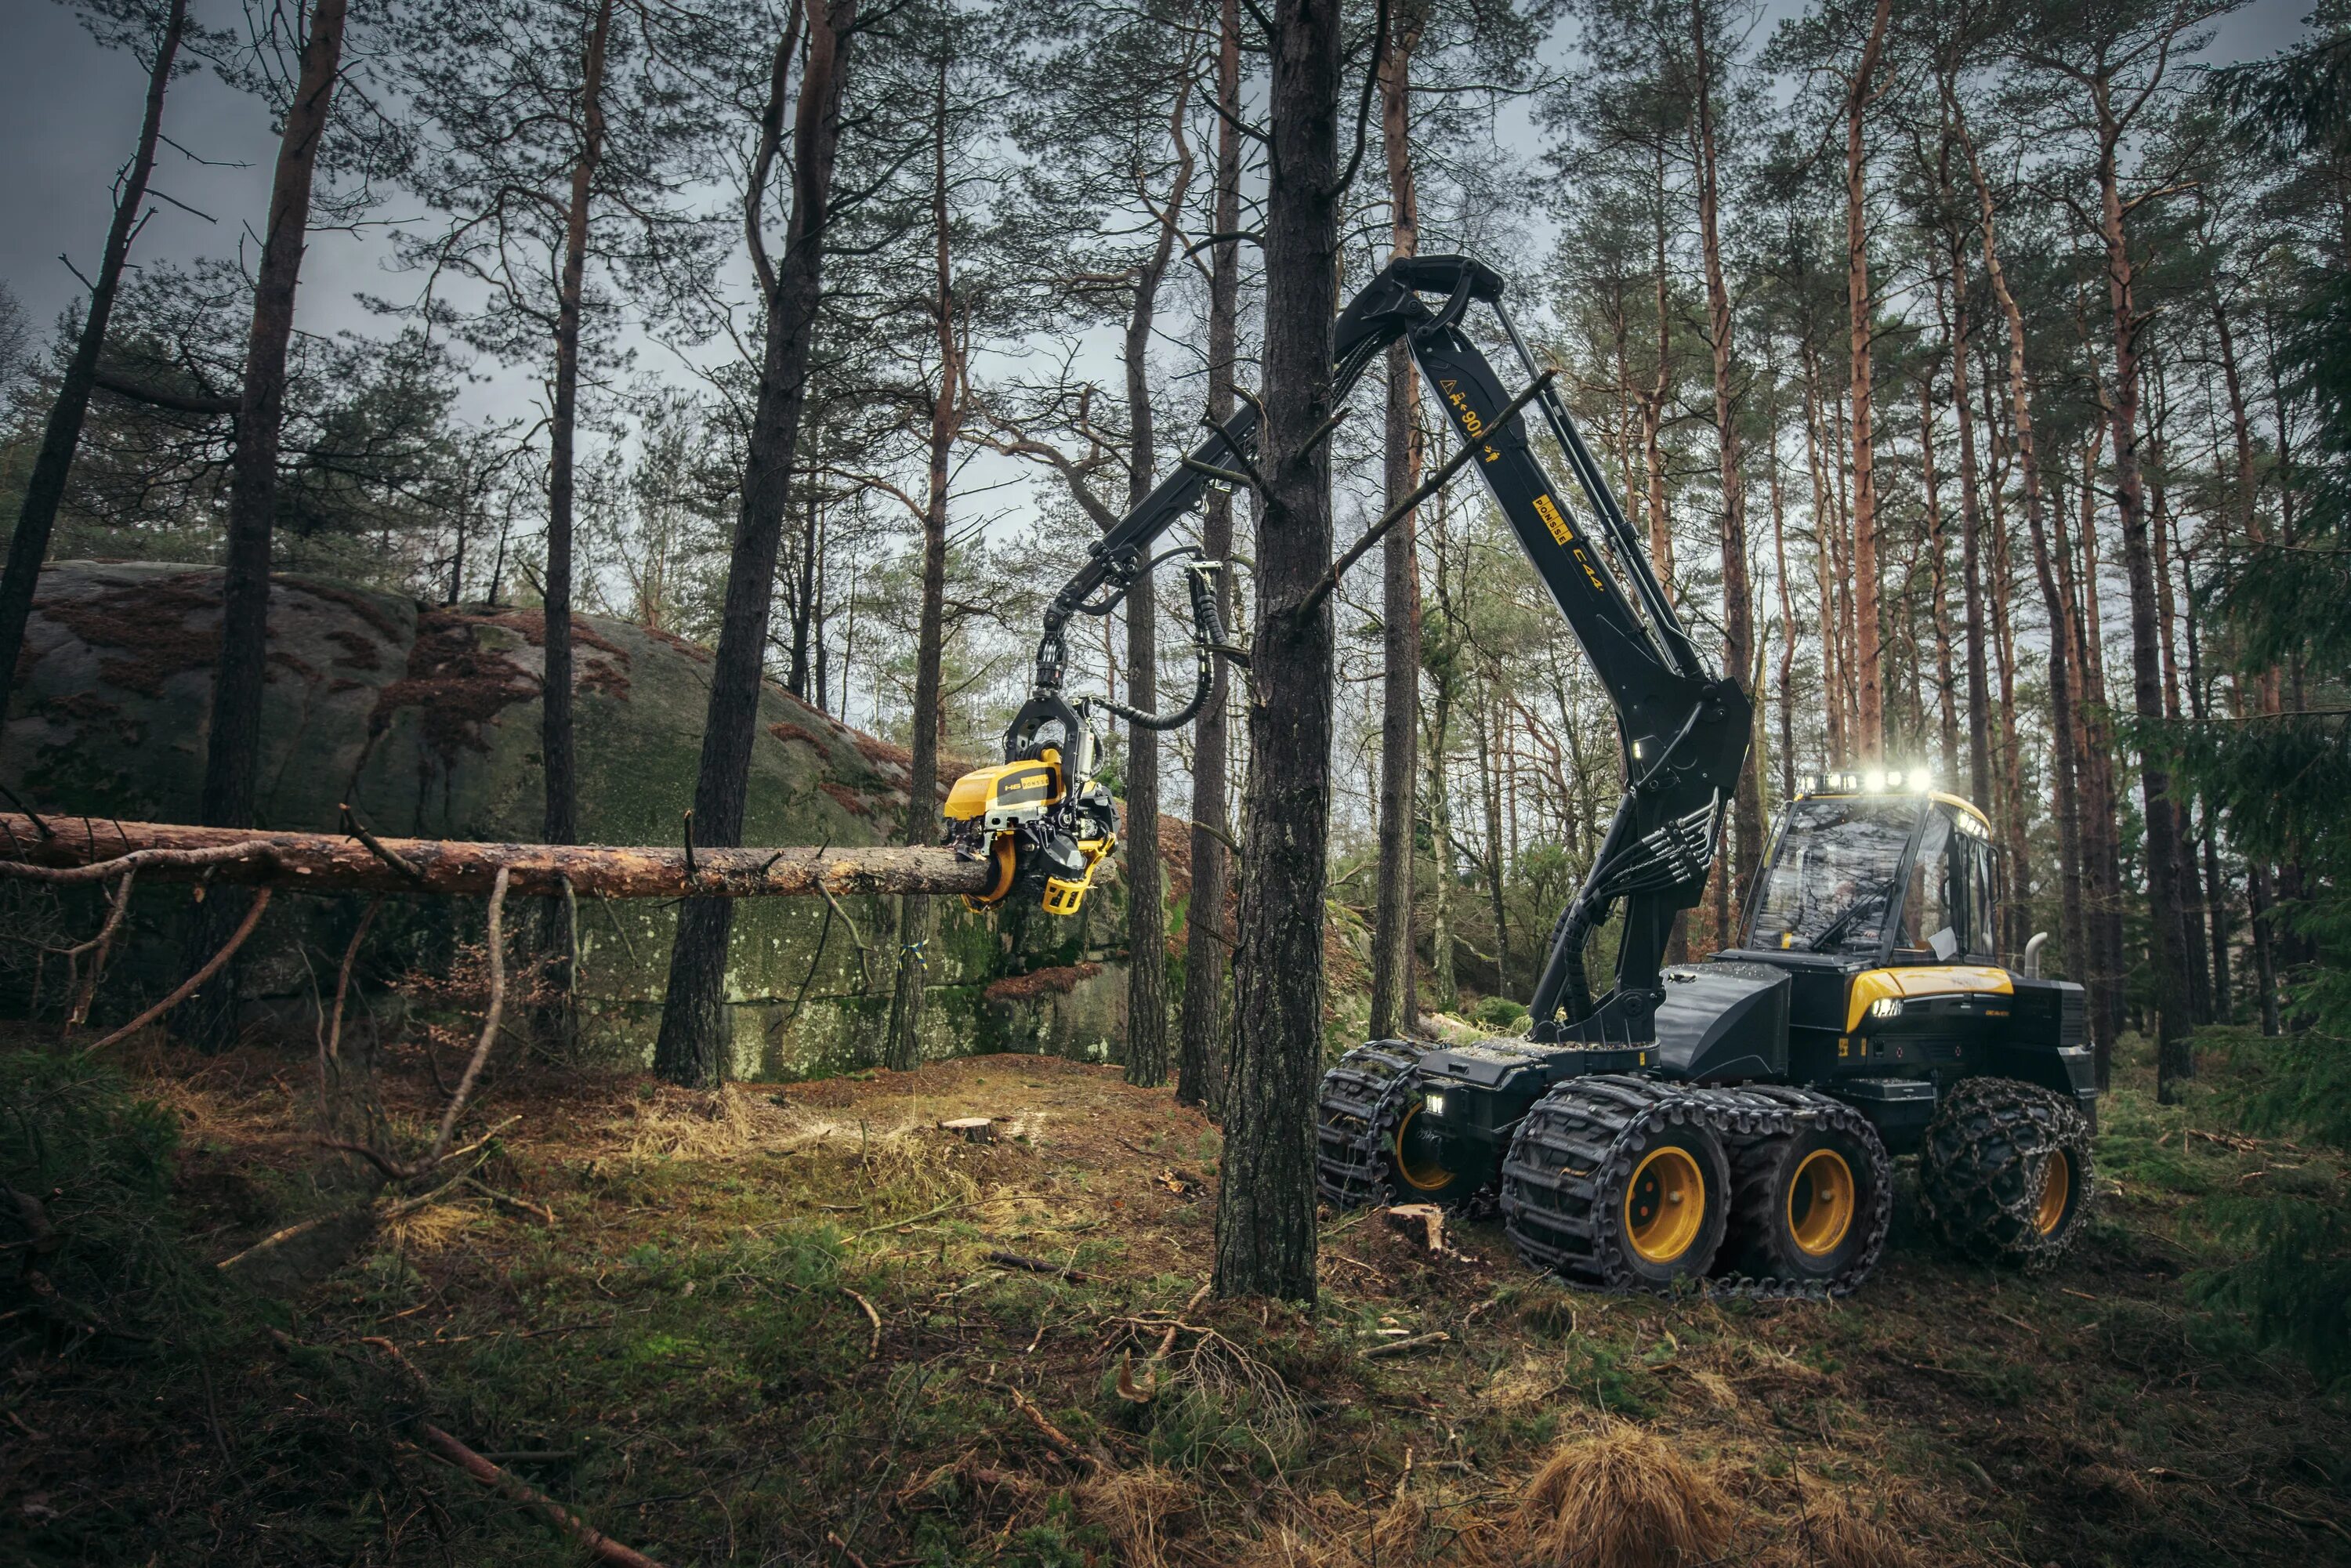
940 1117 996 1144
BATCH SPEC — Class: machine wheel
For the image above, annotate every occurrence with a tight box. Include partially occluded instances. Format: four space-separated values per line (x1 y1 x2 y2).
1917 1077 2093 1272
1722 1099 1892 1293
1313 1045 1487 1211
1500 1076 1731 1290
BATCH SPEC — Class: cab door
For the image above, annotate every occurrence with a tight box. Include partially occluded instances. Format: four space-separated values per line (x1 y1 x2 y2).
1883 804 2008 1075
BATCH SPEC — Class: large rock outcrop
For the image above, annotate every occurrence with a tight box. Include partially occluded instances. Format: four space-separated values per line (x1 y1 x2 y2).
3 562 1130 1075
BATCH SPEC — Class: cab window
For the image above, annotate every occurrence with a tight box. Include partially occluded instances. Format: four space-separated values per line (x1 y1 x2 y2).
1898 808 1959 961
1962 834 1998 961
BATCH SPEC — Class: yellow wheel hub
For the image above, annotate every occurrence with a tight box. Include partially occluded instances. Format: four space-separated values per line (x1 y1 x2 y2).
2034 1149 2071 1235
1786 1149 1857 1256
1625 1146 1705 1265
1393 1104 1454 1193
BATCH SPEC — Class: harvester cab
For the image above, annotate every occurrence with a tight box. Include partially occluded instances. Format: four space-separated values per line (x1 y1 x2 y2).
949 253 2099 1298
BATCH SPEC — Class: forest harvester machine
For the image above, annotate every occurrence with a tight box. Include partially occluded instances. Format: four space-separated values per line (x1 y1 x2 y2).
942 255 2098 1297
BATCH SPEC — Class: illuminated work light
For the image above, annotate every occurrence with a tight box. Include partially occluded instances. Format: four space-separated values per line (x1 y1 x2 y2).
1423 1092 1447 1118
1869 997 1902 1019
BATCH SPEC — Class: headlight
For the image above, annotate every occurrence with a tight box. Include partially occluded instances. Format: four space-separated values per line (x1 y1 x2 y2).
1423 1092 1446 1118
1869 997 1902 1020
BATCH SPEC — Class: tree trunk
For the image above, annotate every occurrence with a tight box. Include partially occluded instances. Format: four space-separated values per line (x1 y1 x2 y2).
1116 66 1197 1091
1475 673 1509 976
1952 80 2066 978
1800 350 1844 768
2150 417 2210 1024
536 0 614 1041
1770 378 1796 802
0 0 190 715
1643 142 1675 594
887 57 966 1077
1918 394 1958 780
1367 4 1424 1045
1690 1 1760 940
180 0 348 1052
1424 682 1457 1012
1177 0 1243 1114
1978 353 2030 958
2183 575 2230 1019
1842 0 1893 758
654 0 856 1088
1215 0 1339 1304
2090 119 2191 1096
1945 261 1994 813
2 815 993 899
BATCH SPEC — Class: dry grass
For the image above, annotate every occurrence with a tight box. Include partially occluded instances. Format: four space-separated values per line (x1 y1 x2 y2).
617 1084 777 1161
1764 1475 1926 1568
1509 1424 1733 1568
1075 1463 1197 1568
379 1199 478 1255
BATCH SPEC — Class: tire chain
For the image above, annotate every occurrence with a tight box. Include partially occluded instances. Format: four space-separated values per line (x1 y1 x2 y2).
1313 1045 1502 1219
1313 1044 1423 1211
1713 1086 1893 1301
1498 1075 1894 1298
1915 1076 2092 1273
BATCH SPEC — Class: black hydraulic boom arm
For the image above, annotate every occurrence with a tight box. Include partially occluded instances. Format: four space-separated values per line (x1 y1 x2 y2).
1009 255 1752 1047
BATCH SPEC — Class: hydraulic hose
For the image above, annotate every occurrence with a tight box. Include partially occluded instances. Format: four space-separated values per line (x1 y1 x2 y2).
1099 555 1227 733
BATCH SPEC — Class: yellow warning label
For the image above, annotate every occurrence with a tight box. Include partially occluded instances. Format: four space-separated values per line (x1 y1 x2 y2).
1533 493 1574 545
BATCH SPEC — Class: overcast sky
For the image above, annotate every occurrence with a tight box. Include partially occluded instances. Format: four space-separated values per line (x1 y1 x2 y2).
0 0 2318 439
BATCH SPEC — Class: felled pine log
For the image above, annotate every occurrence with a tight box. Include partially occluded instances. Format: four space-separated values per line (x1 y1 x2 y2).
0 811 994 900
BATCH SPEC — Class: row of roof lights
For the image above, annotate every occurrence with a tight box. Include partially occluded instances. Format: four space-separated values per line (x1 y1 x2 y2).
1797 768 1934 795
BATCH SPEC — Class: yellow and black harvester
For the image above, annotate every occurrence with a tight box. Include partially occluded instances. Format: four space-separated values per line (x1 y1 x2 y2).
944 256 2096 1297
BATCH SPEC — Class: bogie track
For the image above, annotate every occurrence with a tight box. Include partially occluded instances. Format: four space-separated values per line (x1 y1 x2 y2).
1498 1076 1892 1297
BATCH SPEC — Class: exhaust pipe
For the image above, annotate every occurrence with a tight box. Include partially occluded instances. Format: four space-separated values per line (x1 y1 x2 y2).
2022 931 2049 979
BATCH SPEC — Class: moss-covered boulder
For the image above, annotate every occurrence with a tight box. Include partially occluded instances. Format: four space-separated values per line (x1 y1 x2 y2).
2 561 1131 1076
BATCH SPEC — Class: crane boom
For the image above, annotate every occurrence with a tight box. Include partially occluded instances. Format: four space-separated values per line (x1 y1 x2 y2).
980 255 1751 1048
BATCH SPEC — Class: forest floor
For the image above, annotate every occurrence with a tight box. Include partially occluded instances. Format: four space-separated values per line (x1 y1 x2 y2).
4 1027 2349 1567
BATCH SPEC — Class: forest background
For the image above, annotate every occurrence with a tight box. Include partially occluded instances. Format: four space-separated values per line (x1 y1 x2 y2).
2 0 2347 1378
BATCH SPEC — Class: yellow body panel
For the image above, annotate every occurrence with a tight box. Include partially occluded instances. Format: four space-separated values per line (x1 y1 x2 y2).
943 760 1060 825
1844 964 2014 1033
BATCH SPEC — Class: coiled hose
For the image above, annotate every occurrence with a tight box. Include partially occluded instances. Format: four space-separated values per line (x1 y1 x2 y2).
1099 552 1228 733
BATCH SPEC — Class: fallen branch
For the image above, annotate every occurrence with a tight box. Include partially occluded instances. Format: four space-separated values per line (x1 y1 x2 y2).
0 812 991 899
842 1287 882 1360
82 888 273 1052
984 1249 1102 1284
1360 1331 1450 1360
1157 1282 1212 1360
66 868 138 1027
1005 1386 1100 1473
416 1421 670 1568
429 867 509 1165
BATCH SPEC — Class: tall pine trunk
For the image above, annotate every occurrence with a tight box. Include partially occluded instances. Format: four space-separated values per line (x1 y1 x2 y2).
887 56 965 1076
1918 396 1958 779
1119 67 1195 1090
1842 0 1893 757
1177 0 1243 1113
0 0 190 713
1946 262 1994 813
1215 0 1339 1303
181 0 348 1051
654 0 856 1087
1367 5 1423 1043
1690 1 1760 941
2090 117 2192 1095
537 0 614 1038
1953 79 2069 979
